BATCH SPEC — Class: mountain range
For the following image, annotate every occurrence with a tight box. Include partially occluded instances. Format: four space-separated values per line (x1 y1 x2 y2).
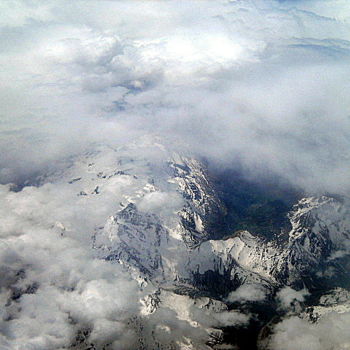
40 137 350 350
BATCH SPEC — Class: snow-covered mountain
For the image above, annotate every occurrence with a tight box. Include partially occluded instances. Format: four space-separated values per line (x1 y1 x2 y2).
84 142 350 292
36 138 350 349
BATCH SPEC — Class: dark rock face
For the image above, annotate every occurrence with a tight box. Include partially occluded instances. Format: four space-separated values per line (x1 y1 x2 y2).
168 157 226 247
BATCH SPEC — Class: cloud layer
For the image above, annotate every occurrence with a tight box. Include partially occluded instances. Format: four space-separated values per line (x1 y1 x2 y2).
270 312 350 350
0 182 142 349
1 0 350 193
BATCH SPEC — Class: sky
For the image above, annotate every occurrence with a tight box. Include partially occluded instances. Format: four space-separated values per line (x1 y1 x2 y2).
1 1 350 349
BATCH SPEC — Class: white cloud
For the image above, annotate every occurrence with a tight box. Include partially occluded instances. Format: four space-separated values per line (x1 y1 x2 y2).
189 303 251 328
269 312 350 350
0 181 142 349
227 283 268 303
138 191 184 216
212 310 251 327
276 287 310 309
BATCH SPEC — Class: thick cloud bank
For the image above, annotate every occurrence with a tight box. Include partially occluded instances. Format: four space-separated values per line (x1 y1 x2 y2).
1 0 350 193
269 312 350 350
0 182 142 349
